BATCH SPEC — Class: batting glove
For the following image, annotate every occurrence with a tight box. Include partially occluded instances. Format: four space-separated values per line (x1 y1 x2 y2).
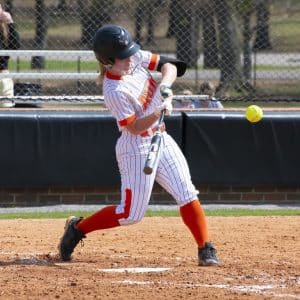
154 96 173 117
159 84 173 100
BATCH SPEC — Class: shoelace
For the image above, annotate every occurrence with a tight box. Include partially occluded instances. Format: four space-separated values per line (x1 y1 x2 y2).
203 246 216 258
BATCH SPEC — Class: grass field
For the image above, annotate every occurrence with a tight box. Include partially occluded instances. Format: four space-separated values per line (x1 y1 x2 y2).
0 208 299 219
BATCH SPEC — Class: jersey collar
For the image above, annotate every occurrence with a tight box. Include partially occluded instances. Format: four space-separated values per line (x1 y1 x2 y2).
105 71 123 80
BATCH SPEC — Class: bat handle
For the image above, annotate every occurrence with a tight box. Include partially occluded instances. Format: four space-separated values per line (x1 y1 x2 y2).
158 109 166 126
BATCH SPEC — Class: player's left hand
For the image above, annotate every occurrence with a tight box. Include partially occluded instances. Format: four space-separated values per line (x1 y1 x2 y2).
159 84 173 100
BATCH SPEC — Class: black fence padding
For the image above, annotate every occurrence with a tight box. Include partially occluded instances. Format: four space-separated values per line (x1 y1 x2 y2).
184 111 300 185
164 111 183 147
0 111 119 186
1 110 299 187
0 111 183 187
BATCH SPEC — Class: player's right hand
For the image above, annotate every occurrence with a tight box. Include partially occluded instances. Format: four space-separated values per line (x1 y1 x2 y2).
154 96 173 117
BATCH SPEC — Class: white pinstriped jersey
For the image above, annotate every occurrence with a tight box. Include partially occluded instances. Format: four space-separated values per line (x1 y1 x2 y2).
102 50 198 225
103 50 161 132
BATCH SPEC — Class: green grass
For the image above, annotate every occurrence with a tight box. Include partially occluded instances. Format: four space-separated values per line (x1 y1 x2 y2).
9 60 300 73
271 15 300 52
8 60 99 72
0 209 299 219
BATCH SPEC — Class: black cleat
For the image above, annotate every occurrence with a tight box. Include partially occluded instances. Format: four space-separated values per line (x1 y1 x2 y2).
58 216 86 261
198 242 220 266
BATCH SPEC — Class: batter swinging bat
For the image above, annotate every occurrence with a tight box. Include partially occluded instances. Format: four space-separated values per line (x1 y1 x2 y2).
143 110 166 175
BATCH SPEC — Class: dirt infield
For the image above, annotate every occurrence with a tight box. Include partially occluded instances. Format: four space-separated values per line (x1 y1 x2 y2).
0 216 299 300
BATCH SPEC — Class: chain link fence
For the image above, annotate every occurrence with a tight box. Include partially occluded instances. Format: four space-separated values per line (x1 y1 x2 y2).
2 0 300 101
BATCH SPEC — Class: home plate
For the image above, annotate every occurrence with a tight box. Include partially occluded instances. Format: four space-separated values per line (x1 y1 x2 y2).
98 267 171 273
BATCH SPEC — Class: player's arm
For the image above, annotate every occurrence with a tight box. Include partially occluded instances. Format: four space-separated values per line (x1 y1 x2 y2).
126 64 176 135
157 56 187 77
126 55 187 135
156 55 187 99
159 62 177 89
110 92 160 136
126 113 160 135
156 57 187 116
126 58 186 135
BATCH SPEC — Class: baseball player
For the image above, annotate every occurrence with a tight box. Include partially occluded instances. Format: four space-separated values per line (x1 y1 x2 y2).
58 24 219 266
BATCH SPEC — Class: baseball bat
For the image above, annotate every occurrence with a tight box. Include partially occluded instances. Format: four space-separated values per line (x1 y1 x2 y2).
143 110 166 175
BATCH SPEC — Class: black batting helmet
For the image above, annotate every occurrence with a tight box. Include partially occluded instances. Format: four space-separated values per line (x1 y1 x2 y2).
93 24 140 65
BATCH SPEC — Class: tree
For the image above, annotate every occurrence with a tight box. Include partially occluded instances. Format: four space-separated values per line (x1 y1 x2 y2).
253 0 272 50
79 0 112 47
213 0 240 90
173 0 199 68
134 0 162 46
213 0 255 94
4 0 14 12
234 0 255 82
200 1 219 69
31 0 48 69
57 0 67 11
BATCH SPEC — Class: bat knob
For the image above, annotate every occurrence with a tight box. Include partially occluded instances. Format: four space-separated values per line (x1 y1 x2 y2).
143 166 153 175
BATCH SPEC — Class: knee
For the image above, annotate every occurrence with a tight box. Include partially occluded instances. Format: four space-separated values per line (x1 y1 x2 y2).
119 214 144 226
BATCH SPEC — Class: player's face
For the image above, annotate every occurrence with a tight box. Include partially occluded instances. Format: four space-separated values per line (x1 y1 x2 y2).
111 57 133 75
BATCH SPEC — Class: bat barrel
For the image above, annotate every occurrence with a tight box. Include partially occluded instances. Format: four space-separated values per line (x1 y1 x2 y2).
143 110 165 175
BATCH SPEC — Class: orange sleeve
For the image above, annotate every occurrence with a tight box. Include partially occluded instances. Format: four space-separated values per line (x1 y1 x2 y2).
148 54 160 71
118 114 136 127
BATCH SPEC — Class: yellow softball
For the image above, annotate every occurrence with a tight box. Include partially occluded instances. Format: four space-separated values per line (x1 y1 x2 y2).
245 105 263 123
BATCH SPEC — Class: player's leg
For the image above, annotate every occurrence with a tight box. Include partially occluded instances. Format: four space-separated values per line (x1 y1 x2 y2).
59 137 156 261
77 152 156 233
155 133 219 266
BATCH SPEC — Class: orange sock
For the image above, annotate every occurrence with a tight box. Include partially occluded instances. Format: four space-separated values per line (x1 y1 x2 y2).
180 199 209 248
76 205 120 234
76 189 132 234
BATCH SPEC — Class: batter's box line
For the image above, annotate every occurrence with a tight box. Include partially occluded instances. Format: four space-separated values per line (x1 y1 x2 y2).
113 280 300 299
98 252 192 262
0 252 61 265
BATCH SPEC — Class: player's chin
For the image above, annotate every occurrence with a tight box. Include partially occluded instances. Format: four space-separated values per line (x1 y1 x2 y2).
120 68 131 75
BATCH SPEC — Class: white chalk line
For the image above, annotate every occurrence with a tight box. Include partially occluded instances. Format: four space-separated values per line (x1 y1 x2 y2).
113 280 300 299
98 267 171 273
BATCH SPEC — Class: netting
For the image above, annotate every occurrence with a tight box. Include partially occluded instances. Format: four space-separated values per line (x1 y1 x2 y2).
1 95 299 110
0 0 299 101
0 95 211 106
